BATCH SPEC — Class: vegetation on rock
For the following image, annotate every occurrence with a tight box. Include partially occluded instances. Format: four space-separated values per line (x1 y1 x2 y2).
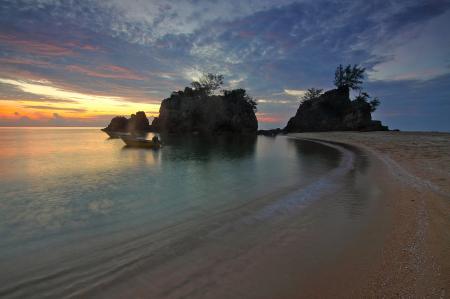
300 88 323 102
354 92 380 113
157 73 258 134
334 64 366 90
284 65 387 132
191 73 224 95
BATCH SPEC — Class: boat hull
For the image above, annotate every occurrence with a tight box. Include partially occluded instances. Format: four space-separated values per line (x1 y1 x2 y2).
120 137 161 149
101 129 129 138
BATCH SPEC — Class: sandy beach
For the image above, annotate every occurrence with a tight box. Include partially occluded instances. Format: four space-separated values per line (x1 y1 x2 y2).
290 131 450 297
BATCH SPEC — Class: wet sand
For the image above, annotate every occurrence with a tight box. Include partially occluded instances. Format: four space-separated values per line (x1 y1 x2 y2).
290 131 450 297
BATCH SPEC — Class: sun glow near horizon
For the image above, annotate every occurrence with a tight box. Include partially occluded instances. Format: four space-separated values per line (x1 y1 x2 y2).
0 78 161 125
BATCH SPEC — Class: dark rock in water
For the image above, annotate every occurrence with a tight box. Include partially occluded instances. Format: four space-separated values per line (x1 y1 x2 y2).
257 128 283 136
157 90 257 134
127 111 151 132
103 116 128 132
284 87 388 132
151 116 160 132
103 111 155 133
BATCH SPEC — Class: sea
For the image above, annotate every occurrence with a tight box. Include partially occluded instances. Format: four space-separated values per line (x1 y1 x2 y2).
0 127 382 298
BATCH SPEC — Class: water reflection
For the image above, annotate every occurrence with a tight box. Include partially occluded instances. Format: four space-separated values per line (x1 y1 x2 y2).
120 146 161 166
160 133 257 161
286 137 341 170
342 143 373 218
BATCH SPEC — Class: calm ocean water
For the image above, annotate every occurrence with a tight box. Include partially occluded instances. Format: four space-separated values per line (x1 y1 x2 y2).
0 128 379 298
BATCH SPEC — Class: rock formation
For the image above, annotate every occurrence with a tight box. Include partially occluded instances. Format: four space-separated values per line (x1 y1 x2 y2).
104 73 257 136
257 128 283 136
156 88 258 134
284 87 388 132
103 111 155 133
127 111 152 132
103 116 129 133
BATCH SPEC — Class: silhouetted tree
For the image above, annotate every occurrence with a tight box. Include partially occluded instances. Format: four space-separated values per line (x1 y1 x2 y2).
191 73 224 95
223 88 257 112
334 64 345 88
300 88 323 102
190 81 204 93
334 64 365 90
354 91 380 112
369 97 380 112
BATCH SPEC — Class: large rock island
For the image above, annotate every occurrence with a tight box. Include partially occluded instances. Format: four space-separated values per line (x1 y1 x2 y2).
284 64 388 133
284 86 387 132
154 88 257 134
103 73 258 136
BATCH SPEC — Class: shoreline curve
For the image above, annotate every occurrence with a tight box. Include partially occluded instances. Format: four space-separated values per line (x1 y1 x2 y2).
289 132 449 297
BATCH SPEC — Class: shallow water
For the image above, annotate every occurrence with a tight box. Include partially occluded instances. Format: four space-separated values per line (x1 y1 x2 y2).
0 128 380 298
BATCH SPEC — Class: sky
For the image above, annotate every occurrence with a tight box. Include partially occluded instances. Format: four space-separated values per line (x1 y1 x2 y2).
0 0 449 131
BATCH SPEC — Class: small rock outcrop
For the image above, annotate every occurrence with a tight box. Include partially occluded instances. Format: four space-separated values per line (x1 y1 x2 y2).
103 111 155 133
156 88 258 134
103 116 129 132
284 87 388 132
127 111 152 132
257 128 283 136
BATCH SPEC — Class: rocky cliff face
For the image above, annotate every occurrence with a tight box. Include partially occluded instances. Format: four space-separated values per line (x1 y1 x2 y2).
103 111 155 132
156 91 258 134
284 87 388 132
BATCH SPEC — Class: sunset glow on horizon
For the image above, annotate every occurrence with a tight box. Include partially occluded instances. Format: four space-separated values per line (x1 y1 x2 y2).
0 77 161 125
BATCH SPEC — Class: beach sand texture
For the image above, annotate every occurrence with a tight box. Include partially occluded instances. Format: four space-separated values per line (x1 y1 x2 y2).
290 132 450 298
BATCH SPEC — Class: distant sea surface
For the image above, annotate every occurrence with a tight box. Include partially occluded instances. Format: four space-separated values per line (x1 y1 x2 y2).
0 127 380 298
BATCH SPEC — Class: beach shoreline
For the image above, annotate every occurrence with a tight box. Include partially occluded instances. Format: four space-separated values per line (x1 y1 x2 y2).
84 135 433 299
1 130 448 298
289 132 450 297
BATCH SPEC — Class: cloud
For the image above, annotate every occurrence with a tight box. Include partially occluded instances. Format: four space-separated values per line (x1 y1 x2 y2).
256 112 283 123
0 33 74 56
228 77 246 89
284 89 306 97
64 41 100 52
367 10 450 81
95 0 301 42
257 98 296 104
0 113 117 127
66 65 146 80
1 0 449 130
0 78 125 102
0 57 51 67
22 105 87 112
0 78 161 119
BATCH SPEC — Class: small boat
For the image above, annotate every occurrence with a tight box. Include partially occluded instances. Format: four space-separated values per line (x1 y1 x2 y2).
101 129 129 138
120 136 161 149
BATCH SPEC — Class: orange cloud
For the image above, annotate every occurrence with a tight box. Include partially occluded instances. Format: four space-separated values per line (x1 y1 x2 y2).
64 41 100 51
256 113 282 123
0 57 51 67
66 65 146 80
0 33 74 56
22 105 87 112
0 74 161 121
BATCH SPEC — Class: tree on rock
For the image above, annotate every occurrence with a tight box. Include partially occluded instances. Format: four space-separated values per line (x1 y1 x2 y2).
354 91 380 112
223 88 257 112
334 64 365 90
191 73 224 95
300 88 323 102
